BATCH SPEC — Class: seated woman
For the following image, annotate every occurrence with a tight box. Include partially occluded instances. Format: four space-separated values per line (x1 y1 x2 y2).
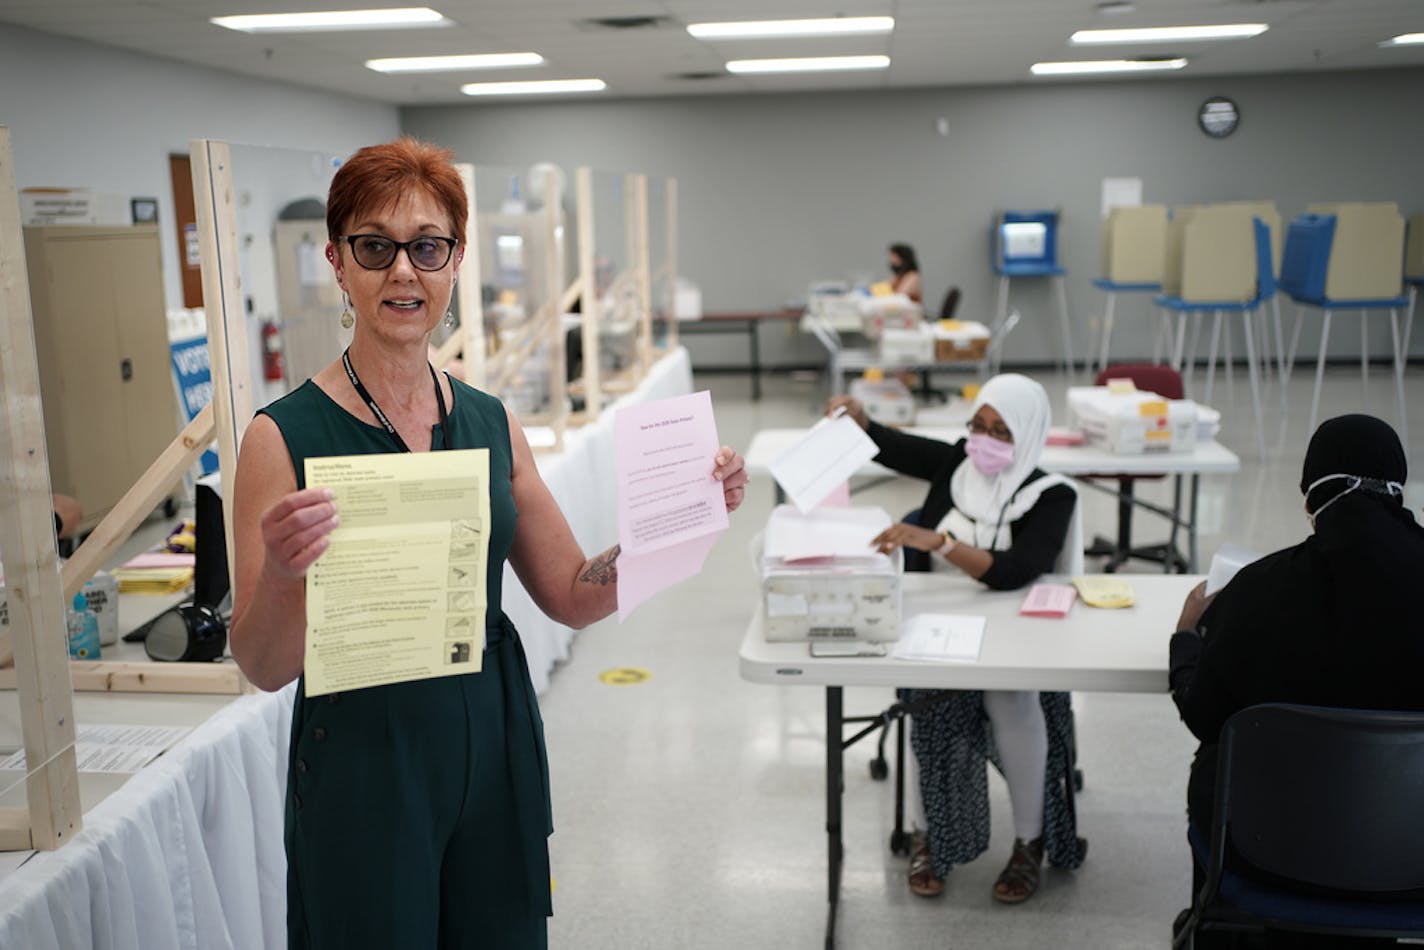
888 243 923 304
828 373 1085 904
1170 414 1424 918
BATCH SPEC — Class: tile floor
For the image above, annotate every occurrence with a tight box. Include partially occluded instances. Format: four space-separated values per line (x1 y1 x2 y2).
538 356 1422 950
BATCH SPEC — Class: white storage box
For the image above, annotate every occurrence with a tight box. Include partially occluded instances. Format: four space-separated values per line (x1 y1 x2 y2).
850 376 915 425
858 294 924 339
0 568 119 647
672 278 702 320
807 287 865 332
760 506 902 642
1068 386 1205 454
877 325 935 365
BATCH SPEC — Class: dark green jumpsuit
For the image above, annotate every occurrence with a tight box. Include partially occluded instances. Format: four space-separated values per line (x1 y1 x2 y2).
261 378 552 949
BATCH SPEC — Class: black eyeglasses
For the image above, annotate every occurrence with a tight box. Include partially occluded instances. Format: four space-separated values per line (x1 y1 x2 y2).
343 234 457 272
968 417 1013 442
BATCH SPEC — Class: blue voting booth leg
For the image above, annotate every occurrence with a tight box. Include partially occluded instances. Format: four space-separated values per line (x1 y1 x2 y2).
994 273 1075 374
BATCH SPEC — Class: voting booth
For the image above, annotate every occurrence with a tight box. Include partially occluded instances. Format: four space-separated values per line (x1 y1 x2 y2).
990 209 1074 372
1100 205 1168 285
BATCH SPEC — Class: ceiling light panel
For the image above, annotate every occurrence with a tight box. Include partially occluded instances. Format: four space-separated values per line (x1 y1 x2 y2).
366 52 544 73
1382 33 1424 46
1071 24 1267 44
461 78 606 96
726 55 891 74
688 17 894 40
1031 58 1188 76
211 8 451 33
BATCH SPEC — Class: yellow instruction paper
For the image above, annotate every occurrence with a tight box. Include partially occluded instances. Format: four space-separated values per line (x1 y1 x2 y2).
1072 576 1137 609
303 449 491 697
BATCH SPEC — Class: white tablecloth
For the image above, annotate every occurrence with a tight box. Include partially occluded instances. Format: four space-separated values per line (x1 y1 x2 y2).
513 346 693 693
0 347 693 949
0 688 294 950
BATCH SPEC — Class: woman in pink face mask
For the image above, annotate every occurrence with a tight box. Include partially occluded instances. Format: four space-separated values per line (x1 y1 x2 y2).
825 373 1083 906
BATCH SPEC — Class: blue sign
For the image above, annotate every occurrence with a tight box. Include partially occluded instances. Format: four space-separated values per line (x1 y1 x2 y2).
170 336 220 475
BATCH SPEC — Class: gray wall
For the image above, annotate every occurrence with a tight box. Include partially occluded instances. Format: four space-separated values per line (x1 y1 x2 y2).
403 68 1424 367
0 22 400 314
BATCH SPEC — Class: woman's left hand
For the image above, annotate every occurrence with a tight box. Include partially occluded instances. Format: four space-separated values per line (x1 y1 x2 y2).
712 446 749 513
871 522 942 555
1175 580 1217 632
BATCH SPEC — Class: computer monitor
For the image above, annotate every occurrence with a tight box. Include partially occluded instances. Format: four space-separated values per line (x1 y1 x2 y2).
193 473 230 611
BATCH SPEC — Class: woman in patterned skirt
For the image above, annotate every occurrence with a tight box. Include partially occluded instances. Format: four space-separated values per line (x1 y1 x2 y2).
828 373 1085 904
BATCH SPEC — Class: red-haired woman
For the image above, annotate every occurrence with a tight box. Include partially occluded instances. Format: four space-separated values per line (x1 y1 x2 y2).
229 138 747 948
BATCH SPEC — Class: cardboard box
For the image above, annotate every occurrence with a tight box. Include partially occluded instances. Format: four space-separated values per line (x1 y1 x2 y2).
932 320 991 362
20 188 130 227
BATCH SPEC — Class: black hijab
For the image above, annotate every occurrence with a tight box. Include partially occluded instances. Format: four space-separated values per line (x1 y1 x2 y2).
1296 415 1419 638
1300 413 1407 517
1197 413 1424 712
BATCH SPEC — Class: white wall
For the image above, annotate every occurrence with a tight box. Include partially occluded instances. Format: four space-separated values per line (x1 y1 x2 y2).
0 22 400 315
403 68 1424 368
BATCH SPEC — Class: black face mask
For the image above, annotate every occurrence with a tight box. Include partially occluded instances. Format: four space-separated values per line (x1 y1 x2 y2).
890 262 909 276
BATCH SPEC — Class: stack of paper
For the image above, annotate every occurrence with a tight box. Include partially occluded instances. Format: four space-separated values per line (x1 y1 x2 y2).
1072 576 1136 608
763 505 893 563
891 613 986 663
1020 583 1077 617
112 567 193 594
0 724 190 774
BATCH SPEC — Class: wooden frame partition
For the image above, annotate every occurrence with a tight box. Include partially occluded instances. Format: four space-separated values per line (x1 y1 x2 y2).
430 163 487 388
0 132 265 853
663 178 679 352
0 125 83 852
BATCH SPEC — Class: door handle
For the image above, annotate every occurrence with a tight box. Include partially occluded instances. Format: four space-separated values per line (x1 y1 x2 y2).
121 358 133 381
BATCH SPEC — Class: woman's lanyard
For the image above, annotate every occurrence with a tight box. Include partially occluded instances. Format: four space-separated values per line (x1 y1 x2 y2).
947 479 1026 550
341 348 450 453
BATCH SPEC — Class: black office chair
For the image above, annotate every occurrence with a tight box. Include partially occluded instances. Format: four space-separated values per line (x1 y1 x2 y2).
1175 703 1424 949
937 286 962 321
1082 363 1190 573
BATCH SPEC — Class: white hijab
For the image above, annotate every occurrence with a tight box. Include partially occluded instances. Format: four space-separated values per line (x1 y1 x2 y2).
942 373 1083 573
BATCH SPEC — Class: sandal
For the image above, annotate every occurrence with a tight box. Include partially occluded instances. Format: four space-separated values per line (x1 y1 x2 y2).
908 832 945 898
992 836 1044 904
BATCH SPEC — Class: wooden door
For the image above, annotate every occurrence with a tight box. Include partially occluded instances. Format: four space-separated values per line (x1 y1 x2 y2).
170 153 203 309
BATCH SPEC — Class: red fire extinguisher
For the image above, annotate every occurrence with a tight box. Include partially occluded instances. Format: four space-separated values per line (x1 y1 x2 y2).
261 320 285 382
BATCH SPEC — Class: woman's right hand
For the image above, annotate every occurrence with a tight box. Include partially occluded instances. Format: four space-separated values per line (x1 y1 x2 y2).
826 396 869 430
260 488 339 580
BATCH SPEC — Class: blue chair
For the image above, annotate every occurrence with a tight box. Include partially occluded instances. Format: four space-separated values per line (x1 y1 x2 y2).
1154 217 1275 459
1279 213 1411 435
991 210 1076 373
1174 704 1424 949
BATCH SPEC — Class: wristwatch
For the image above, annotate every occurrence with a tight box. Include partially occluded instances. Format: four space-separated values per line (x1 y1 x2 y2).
935 532 958 557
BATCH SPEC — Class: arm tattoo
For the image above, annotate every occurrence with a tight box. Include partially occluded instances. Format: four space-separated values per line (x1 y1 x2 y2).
578 544 620 587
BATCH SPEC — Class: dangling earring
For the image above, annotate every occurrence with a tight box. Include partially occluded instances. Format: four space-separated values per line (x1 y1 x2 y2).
340 292 355 330
444 310 456 329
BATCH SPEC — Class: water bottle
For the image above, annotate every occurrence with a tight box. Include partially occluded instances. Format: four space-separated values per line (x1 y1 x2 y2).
67 592 101 660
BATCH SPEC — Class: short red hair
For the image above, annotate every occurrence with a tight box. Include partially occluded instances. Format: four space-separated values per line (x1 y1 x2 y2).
326 137 467 245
